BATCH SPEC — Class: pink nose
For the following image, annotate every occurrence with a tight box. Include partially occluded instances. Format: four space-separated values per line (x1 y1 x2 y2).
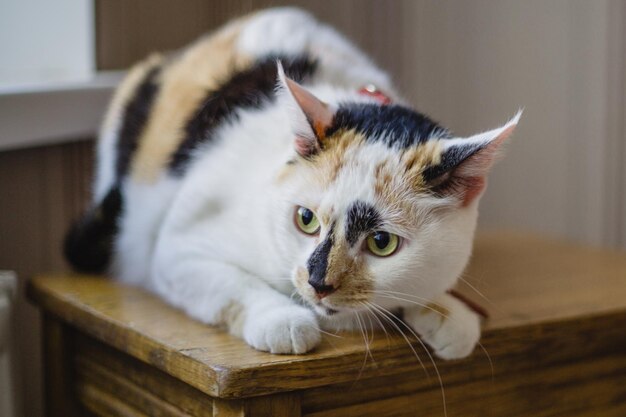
309 281 336 299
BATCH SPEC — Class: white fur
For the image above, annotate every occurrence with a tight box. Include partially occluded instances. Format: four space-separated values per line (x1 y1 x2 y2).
94 115 120 202
404 292 481 359
97 8 515 357
238 8 397 98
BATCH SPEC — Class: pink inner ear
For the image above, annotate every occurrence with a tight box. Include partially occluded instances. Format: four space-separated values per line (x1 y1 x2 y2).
457 131 510 178
455 140 501 206
294 135 318 157
461 177 486 207
455 118 518 206
284 77 334 139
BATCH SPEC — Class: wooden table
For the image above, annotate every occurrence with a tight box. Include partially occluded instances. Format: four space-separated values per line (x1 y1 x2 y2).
29 233 626 417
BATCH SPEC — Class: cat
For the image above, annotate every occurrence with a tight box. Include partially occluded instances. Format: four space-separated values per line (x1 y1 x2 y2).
65 8 519 358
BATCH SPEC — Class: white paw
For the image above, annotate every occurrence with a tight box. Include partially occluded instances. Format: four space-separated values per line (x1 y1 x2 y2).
243 305 321 354
404 297 481 360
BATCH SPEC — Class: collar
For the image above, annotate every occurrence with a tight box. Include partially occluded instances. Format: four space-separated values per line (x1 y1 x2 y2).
358 84 392 105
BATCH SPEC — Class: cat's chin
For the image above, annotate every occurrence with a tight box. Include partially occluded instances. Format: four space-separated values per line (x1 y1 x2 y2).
311 303 340 317
314 306 362 332
309 300 361 323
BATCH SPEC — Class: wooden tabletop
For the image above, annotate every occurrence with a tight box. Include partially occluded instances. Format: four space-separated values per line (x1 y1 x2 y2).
28 232 626 399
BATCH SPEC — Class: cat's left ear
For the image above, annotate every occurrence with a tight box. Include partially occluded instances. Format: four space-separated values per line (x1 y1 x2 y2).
277 62 335 158
424 111 522 206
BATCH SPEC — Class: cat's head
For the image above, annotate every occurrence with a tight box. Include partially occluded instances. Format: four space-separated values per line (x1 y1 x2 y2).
275 64 519 324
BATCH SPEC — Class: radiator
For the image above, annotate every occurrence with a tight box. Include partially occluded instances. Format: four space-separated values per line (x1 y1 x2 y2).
0 271 16 417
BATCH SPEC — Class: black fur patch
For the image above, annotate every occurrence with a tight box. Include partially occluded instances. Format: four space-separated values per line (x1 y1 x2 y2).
326 103 450 149
307 225 335 291
115 66 161 180
345 201 382 246
422 142 485 182
64 186 122 273
64 65 160 273
169 54 318 174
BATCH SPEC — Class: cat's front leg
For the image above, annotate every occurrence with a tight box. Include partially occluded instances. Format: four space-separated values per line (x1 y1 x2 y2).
403 292 481 360
152 258 320 354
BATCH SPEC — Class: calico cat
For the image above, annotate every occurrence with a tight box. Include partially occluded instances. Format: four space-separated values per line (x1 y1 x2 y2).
65 8 519 358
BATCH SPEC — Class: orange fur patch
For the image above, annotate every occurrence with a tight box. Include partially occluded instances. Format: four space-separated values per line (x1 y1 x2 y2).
323 241 374 307
317 129 365 186
373 141 444 225
318 209 333 228
131 16 252 182
275 129 367 185
401 141 443 188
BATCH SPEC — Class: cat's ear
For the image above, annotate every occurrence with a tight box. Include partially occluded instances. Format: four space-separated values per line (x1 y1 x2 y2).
424 111 522 206
277 62 335 158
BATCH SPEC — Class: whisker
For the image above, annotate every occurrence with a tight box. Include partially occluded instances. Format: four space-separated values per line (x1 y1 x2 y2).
358 311 375 363
354 312 370 382
365 309 375 345
362 312 376 364
373 292 493 376
369 302 448 417
369 290 461 317
364 304 391 348
457 275 488 298
316 327 345 339
364 301 428 377
373 291 477 332
457 274 502 313
477 341 494 380
372 293 446 318
371 289 434 301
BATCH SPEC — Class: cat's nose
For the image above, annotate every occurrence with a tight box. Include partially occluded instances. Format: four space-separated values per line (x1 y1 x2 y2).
308 279 336 298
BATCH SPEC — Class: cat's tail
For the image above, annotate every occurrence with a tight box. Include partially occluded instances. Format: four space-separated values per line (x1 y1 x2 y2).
63 186 122 274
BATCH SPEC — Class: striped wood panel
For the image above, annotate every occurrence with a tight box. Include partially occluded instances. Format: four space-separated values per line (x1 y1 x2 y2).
0 140 94 417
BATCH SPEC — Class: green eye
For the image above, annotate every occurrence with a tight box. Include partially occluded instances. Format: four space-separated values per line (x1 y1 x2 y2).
295 206 320 235
366 231 400 257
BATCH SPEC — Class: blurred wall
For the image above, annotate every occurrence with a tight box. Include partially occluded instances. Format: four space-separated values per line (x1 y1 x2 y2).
0 141 92 417
1 1 625 416
400 1 626 248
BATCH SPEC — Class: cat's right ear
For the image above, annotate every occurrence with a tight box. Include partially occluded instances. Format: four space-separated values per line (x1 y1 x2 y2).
423 112 521 206
277 62 335 158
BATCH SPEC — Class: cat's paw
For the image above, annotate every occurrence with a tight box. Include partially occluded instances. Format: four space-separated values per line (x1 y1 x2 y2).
243 305 321 354
404 297 480 360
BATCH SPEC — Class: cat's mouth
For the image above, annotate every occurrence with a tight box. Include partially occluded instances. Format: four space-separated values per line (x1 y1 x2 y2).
314 302 339 316
294 267 367 317
312 295 362 317
322 306 339 316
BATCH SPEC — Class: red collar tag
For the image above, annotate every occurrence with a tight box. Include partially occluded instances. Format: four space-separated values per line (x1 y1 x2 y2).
358 84 392 105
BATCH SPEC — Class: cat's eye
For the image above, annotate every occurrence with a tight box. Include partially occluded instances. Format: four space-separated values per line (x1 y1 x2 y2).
366 231 400 257
295 206 320 235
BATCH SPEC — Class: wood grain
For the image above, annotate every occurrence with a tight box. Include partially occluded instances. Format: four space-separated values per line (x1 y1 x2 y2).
214 394 301 417
74 333 213 417
303 353 626 417
42 314 79 417
28 233 626 404
78 382 150 417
